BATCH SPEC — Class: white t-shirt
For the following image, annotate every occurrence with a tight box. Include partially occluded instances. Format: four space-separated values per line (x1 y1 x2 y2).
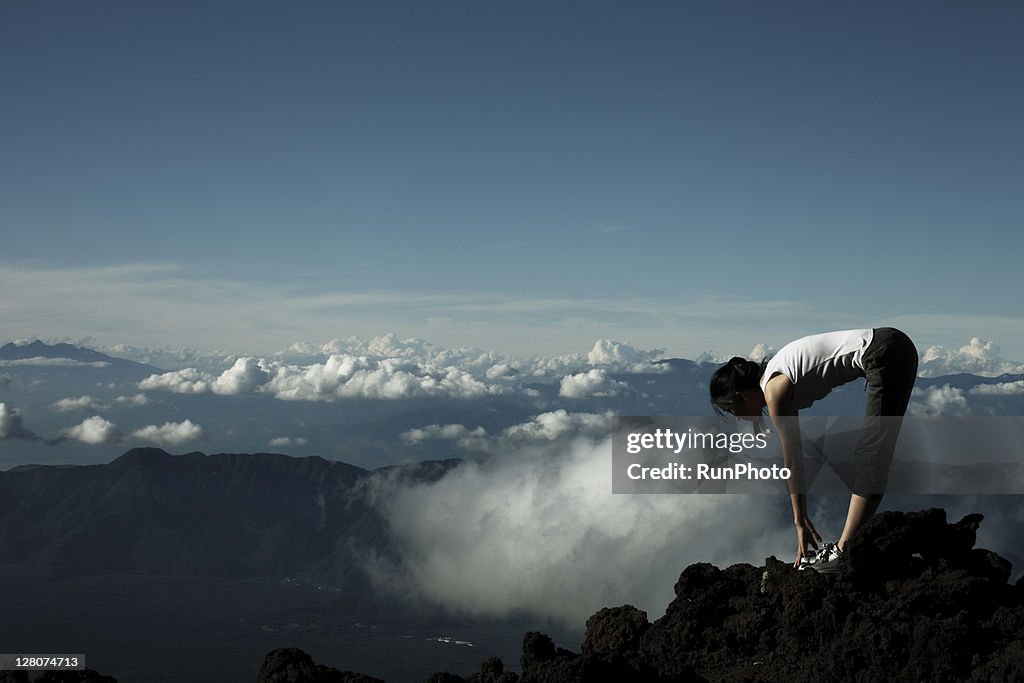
759 329 874 409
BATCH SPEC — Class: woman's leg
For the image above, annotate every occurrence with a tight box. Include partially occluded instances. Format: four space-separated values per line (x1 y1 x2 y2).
838 494 882 549
840 328 918 550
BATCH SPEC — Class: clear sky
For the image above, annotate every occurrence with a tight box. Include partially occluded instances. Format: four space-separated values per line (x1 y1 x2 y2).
3 1 1022 358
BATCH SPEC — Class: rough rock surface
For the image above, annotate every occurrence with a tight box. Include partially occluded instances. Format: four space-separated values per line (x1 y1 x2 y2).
268 508 1024 682
255 648 386 683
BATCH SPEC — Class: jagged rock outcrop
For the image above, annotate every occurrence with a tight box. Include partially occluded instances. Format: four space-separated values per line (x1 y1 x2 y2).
268 508 1024 682
521 509 1023 682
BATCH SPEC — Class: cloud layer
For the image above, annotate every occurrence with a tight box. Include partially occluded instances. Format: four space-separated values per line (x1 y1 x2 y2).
130 333 663 401
401 410 613 454
365 434 790 625
919 337 1024 378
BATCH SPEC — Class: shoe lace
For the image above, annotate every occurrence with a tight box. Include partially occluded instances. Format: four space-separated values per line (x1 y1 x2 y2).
815 542 837 562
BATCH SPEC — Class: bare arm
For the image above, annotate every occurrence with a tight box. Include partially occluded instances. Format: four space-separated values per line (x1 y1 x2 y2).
764 374 822 566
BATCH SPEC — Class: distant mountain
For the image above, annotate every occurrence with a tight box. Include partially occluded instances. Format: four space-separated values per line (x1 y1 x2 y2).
0 340 164 376
916 371 1024 390
0 448 460 586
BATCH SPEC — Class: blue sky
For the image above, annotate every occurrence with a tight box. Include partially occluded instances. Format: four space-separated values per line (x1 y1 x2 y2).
3 1 1022 358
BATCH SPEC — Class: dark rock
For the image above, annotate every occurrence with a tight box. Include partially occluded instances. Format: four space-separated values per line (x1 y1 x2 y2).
521 632 558 670
425 658 518 683
424 674 467 683
468 657 518 683
256 648 385 683
580 605 648 655
528 509 1021 682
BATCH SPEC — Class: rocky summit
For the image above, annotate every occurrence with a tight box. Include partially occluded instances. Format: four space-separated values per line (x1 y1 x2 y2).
258 508 1024 683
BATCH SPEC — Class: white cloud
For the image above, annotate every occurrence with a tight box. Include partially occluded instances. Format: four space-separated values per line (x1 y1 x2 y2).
268 436 308 448
0 402 37 440
65 416 122 445
695 343 774 367
909 385 970 417
139 368 214 394
114 393 150 406
267 355 503 401
364 436 788 626
694 351 728 366
136 343 511 402
969 380 1024 396
748 343 776 362
519 352 590 377
919 337 1024 378
284 336 662 383
558 368 627 398
400 424 488 447
131 419 204 445
503 409 612 441
212 357 270 395
485 363 516 380
586 340 667 373
52 395 105 413
966 382 1024 397
399 410 612 453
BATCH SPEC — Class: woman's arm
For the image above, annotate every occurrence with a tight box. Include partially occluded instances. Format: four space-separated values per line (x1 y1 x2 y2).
764 375 822 566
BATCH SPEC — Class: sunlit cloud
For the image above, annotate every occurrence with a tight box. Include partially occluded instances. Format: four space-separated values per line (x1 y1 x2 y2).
64 416 122 444
909 385 970 417
131 420 204 445
52 395 105 413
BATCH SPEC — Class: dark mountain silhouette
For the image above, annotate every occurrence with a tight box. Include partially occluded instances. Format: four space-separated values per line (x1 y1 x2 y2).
0 340 163 377
916 372 1024 390
253 509 1024 683
0 448 458 586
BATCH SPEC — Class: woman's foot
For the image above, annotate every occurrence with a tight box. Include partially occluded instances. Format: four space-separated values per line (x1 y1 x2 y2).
798 542 843 574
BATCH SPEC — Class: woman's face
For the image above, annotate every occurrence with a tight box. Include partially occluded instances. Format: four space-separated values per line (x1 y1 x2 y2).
727 388 765 422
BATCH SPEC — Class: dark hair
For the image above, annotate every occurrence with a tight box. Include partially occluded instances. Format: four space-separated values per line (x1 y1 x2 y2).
709 356 768 416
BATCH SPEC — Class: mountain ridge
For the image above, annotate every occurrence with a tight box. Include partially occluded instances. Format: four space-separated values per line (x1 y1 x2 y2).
0 447 462 586
0 339 164 375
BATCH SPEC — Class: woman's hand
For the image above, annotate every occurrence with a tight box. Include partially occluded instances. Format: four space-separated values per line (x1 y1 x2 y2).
793 517 822 568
